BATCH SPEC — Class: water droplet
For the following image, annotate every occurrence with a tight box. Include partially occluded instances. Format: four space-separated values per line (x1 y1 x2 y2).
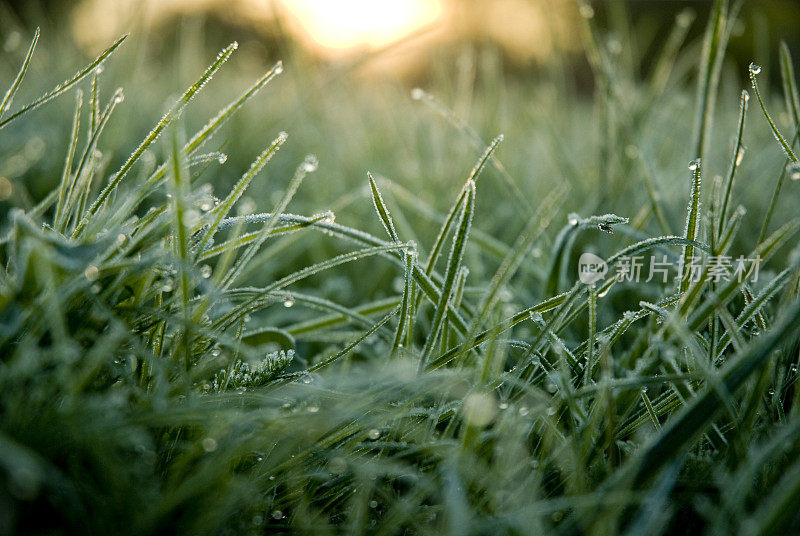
271 510 283 520
787 162 800 181
84 265 99 281
736 146 746 166
368 429 381 440
741 89 750 104
518 407 529 416
244 314 251 322
579 3 595 18
217 153 227 164
546 382 558 393
411 87 425 100
231 41 239 50
113 88 124 104
200 264 212 278
94 64 105 75
308 405 319 413
201 437 218 452
116 233 127 244
369 500 378 509
211 348 221 357
546 407 557 416
463 392 497 426
749 62 762 75
568 213 580 226
688 158 701 171
283 296 295 308
302 154 318 173
322 211 335 224
273 60 284 74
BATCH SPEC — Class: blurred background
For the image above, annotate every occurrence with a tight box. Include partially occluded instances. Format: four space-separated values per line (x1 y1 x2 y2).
2 0 800 310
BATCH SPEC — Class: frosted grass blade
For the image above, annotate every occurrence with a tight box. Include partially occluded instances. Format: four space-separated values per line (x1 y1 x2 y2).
750 61 799 162
419 179 475 372
367 172 399 242
53 90 82 231
0 33 126 130
0 27 39 119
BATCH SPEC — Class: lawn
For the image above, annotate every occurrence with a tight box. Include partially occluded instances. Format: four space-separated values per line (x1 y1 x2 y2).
1 1 800 534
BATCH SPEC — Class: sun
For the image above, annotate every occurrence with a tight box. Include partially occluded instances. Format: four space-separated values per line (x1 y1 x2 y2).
278 0 444 52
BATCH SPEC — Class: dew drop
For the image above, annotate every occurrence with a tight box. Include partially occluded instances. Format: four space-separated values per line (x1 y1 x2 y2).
84 265 99 281
411 87 425 100
302 154 318 173
308 405 319 413
736 147 746 166
579 3 595 18
741 89 750 104
271 510 283 520
231 41 239 50
283 296 295 308
113 88 124 104
200 264 212 278
518 406 529 416
369 500 378 509
201 437 218 452
688 158 701 171
274 60 284 74
217 153 228 164
787 162 800 181
568 213 579 226
368 428 381 440
749 62 762 75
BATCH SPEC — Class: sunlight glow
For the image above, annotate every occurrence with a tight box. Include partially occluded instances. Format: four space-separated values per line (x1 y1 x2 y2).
278 0 444 51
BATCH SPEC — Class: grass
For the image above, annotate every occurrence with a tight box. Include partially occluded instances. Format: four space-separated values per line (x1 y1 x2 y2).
2 1 800 534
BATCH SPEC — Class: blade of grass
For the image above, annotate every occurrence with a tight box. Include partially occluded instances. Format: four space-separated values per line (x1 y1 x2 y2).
419 179 475 372
53 90 82 232
0 27 39 119
0 33 126 130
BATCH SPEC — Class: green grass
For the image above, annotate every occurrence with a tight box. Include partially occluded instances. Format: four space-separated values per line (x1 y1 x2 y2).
2 2 800 534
